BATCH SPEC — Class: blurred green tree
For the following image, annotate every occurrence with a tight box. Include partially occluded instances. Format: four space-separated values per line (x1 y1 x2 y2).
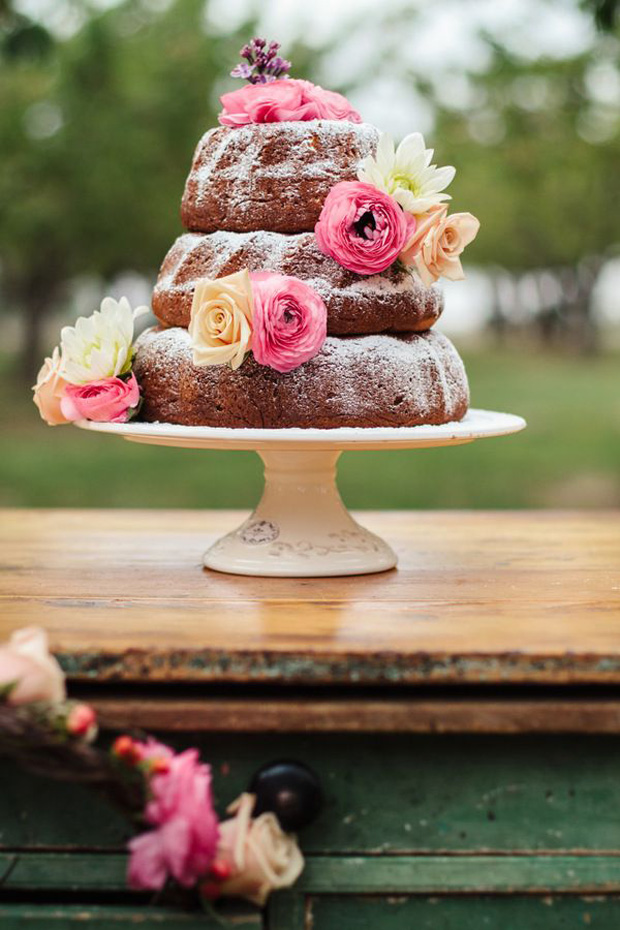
427 38 620 349
2 0 619 373
0 0 246 374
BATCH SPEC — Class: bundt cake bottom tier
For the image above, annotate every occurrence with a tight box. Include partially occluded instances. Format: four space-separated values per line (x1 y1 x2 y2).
133 327 469 429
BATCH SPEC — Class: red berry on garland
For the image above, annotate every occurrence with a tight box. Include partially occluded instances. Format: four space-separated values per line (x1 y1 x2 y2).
112 734 141 764
66 702 97 738
209 859 232 882
148 756 171 775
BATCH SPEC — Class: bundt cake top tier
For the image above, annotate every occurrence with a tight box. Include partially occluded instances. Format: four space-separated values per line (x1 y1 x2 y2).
181 120 379 235
153 230 443 336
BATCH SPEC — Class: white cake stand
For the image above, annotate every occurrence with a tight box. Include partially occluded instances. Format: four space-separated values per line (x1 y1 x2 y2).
76 408 525 577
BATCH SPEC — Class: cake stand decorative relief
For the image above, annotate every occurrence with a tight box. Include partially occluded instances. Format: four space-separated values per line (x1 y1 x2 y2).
77 408 525 578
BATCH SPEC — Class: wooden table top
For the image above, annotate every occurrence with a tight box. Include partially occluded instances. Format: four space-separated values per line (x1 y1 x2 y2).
1 509 619 687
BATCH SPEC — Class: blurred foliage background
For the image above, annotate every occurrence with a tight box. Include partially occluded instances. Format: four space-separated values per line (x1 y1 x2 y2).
1 0 619 511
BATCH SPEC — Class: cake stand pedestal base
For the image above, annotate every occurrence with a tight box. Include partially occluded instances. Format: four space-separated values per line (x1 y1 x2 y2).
203 451 397 577
75 409 526 578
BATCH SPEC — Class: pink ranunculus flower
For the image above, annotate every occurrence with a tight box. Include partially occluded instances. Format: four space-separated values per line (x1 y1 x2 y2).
315 181 416 276
60 373 140 423
128 748 219 891
250 272 327 373
0 627 65 705
302 82 361 121
219 78 360 126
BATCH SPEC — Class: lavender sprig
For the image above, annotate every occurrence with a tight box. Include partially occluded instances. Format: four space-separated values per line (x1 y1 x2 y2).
231 37 291 84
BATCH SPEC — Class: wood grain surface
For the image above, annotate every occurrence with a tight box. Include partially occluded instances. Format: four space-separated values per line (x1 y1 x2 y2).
89 695 620 733
1 508 619 685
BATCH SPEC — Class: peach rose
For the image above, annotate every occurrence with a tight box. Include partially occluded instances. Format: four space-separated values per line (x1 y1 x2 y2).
215 794 304 906
189 270 253 371
0 627 65 705
401 206 480 285
32 347 71 426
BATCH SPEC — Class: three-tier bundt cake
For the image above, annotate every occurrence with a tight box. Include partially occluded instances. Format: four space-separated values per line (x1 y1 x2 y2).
132 41 480 430
31 39 480 435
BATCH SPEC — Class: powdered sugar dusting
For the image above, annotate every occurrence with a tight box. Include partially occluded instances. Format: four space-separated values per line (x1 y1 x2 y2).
194 121 378 185
153 230 443 336
181 121 380 234
134 327 468 428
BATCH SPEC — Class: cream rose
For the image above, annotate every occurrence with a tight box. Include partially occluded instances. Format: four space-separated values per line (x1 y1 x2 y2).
401 206 480 286
215 793 304 906
189 270 254 370
32 347 71 426
0 627 65 705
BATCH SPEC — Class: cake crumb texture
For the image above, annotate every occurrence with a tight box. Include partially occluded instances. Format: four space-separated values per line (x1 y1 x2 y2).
134 327 469 429
153 230 443 336
181 120 380 234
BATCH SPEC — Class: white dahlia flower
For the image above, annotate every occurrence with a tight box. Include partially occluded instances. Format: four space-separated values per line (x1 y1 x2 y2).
60 297 148 384
358 132 456 216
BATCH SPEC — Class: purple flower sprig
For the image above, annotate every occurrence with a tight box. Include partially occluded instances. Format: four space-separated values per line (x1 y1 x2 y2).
230 37 291 85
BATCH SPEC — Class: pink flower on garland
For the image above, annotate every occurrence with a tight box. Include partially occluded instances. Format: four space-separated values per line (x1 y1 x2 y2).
250 272 327 373
128 748 219 890
60 373 140 423
219 79 361 126
314 181 416 276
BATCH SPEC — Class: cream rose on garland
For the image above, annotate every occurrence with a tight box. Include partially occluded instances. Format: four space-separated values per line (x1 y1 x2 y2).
358 132 455 216
189 269 254 371
60 296 148 385
212 793 304 906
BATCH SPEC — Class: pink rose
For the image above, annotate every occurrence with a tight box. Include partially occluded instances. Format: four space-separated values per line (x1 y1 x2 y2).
0 627 65 705
219 78 360 126
250 272 327 373
60 373 140 423
305 83 361 121
401 205 480 285
32 348 71 426
128 748 219 890
315 181 416 276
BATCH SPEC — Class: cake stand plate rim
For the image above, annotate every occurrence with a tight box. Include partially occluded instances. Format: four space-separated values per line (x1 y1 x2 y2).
74 408 526 450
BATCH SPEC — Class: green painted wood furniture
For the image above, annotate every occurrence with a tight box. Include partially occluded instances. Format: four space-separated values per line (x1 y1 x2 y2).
1 509 620 928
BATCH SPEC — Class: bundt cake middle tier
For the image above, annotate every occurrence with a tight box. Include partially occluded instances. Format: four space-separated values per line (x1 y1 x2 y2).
133 327 469 429
181 120 380 234
153 231 443 336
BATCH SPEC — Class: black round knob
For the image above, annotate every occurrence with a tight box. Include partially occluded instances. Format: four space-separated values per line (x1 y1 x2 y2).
248 759 323 832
